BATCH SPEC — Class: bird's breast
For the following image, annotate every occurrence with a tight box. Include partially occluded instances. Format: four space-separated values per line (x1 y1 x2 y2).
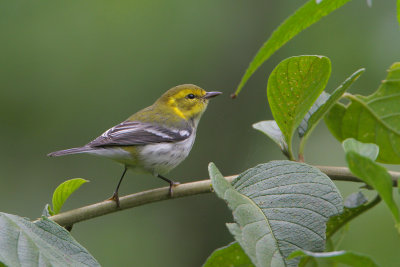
137 132 196 175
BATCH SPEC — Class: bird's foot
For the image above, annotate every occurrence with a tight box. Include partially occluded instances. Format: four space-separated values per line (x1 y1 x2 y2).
108 192 120 208
169 181 180 197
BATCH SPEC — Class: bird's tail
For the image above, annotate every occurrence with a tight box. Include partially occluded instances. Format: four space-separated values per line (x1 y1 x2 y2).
47 146 93 157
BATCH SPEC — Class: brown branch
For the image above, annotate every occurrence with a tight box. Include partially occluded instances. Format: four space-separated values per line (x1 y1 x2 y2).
46 166 400 227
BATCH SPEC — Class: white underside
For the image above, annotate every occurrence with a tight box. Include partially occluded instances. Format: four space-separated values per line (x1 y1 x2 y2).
86 132 196 176
138 132 195 175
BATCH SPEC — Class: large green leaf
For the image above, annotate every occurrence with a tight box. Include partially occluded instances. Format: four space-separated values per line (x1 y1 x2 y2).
344 139 400 229
267 56 331 159
0 213 100 267
233 0 352 97
326 63 400 163
324 103 346 140
209 161 343 267
298 69 364 154
52 178 88 215
203 242 254 267
289 250 380 267
252 120 289 158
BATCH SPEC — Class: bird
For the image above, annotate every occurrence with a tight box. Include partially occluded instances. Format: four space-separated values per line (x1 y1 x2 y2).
48 84 222 207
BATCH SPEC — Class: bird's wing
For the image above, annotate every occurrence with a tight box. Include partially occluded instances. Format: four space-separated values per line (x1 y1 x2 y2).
88 121 192 147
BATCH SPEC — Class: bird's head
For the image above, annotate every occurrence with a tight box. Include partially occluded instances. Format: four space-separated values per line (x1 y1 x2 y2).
156 84 222 123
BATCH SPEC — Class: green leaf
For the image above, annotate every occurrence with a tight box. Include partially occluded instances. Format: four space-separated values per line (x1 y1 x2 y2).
298 92 330 138
209 161 343 267
326 194 380 238
0 213 100 267
233 0 352 97
398 179 400 195
326 63 400 164
344 143 400 228
203 242 254 267
267 55 331 159
324 103 346 140
298 256 317 267
52 178 88 214
298 69 364 154
397 0 400 27
289 250 380 267
252 121 289 158
343 138 379 161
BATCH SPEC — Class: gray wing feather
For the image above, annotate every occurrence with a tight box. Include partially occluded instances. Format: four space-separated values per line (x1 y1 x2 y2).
88 121 192 147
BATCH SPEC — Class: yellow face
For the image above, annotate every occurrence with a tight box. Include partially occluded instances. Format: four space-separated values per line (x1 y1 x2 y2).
158 84 221 120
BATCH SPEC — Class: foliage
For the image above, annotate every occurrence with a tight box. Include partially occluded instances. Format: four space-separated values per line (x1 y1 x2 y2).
208 161 342 267
0 213 99 267
326 192 380 238
210 56 400 265
203 242 254 267
1 0 400 266
289 250 379 267
0 179 89 266
253 121 288 157
50 178 88 215
298 69 365 155
233 0 353 97
325 63 400 164
213 50 400 265
343 139 400 229
266 56 331 160
398 0 400 26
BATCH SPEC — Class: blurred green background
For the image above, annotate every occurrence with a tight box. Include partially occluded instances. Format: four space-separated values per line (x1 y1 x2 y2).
1 0 400 266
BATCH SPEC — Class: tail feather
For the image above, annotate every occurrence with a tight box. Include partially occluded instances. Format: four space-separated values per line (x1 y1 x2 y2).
47 146 93 157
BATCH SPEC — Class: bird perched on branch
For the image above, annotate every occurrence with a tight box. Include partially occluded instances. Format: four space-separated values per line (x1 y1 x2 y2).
48 84 222 207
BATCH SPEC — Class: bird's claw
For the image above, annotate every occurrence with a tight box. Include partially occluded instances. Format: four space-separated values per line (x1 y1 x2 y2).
108 192 121 208
169 182 180 197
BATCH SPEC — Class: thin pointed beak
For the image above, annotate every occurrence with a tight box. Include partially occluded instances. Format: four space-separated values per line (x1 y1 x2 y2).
204 91 222 99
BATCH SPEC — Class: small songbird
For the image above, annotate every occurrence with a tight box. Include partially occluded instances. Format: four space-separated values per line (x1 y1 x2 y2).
48 84 222 207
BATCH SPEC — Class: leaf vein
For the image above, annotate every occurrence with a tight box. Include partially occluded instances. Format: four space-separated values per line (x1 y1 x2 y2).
269 219 324 240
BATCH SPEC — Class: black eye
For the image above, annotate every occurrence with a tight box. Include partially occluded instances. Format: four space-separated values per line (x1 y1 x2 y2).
186 94 195 99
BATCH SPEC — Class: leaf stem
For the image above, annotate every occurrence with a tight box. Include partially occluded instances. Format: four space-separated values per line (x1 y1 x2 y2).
287 138 296 161
288 148 296 161
298 139 307 162
42 166 400 227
